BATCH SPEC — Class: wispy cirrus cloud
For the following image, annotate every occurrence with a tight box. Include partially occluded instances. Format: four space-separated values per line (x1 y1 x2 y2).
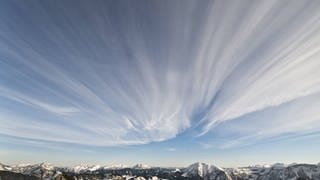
0 0 319 148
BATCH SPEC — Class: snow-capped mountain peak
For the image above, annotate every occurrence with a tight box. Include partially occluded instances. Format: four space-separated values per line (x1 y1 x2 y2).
1 162 320 180
182 162 232 180
73 164 102 173
132 163 151 169
38 162 54 170
0 163 12 171
105 164 128 169
183 162 223 177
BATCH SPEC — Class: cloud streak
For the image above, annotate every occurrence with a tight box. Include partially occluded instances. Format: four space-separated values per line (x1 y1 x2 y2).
0 0 320 148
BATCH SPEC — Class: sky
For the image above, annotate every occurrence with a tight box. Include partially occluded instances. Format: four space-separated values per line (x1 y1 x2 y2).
0 0 320 167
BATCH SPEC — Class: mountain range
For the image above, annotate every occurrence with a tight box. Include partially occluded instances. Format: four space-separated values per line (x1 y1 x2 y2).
1 162 320 180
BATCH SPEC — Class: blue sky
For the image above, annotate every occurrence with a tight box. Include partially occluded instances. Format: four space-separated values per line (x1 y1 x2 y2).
1 0 320 167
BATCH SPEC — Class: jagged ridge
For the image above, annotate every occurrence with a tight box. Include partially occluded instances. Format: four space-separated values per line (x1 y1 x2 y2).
1 162 320 180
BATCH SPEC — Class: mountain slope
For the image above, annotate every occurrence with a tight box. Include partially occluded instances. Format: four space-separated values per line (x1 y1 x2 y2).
1 162 320 180
183 162 232 180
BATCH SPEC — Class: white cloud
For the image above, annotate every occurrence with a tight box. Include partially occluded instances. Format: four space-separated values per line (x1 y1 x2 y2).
0 0 320 147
